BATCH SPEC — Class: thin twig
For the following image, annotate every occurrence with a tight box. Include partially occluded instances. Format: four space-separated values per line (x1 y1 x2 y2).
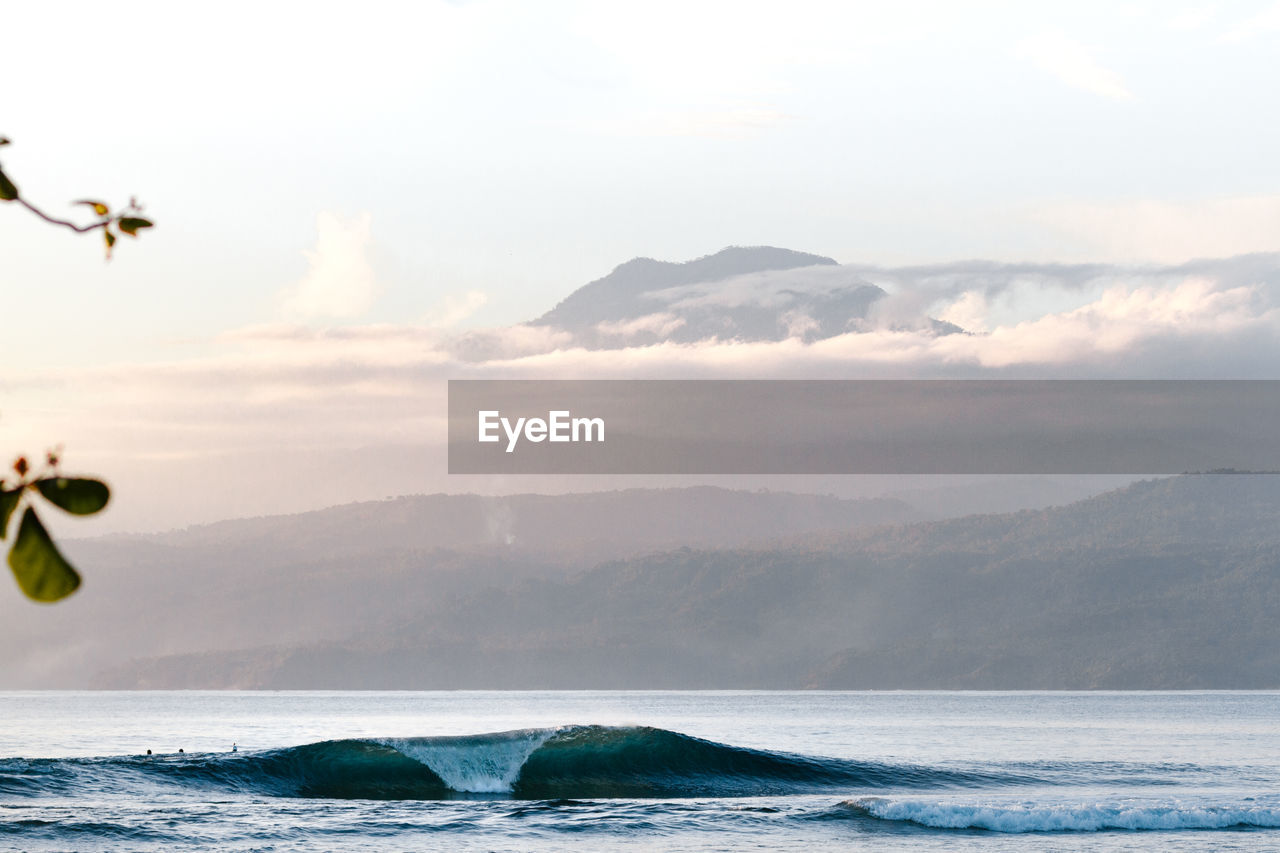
17 197 107 233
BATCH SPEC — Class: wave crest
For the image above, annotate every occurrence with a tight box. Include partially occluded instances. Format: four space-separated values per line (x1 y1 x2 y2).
843 796 1280 833
0 726 1004 800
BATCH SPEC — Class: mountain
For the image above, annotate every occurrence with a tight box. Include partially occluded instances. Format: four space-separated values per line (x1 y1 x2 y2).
78 474 1280 690
530 246 942 347
535 245 837 327
0 488 917 687
71 486 917 572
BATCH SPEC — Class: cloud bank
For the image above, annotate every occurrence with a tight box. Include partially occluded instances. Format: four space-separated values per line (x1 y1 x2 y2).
8 253 1280 531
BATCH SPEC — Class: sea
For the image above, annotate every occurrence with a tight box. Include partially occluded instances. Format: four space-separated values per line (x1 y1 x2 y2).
1 690 1278 851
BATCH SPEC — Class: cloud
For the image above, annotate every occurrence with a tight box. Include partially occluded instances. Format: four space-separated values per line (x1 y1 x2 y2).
780 311 821 339
935 290 990 333
7 252 1280 537
938 276 1275 369
422 291 489 328
1015 34 1133 101
8 253 1280 534
448 324 576 363
657 265 861 310
595 313 687 340
279 212 378 321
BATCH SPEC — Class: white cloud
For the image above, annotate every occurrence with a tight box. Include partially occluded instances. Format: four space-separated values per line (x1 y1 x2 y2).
780 311 821 339
596 313 687 339
1015 34 1133 101
9 253 1280 533
15 255 1279 446
658 265 860 310
942 276 1275 368
448 324 576 363
935 290 990 333
279 212 378 321
422 291 489 328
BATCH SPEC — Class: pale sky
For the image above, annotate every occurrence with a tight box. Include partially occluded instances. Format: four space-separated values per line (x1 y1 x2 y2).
3 0 1280 531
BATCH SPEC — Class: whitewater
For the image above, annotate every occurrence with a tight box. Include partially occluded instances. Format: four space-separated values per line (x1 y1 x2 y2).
2 691 1278 852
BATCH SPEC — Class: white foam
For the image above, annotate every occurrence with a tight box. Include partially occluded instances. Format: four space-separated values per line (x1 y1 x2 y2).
847 796 1280 833
380 729 559 794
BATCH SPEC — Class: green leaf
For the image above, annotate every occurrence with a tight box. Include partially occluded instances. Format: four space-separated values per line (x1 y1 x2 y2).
35 478 109 515
75 200 110 217
0 137 9 146
104 229 116 256
0 488 21 539
118 217 153 236
8 507 82 602
0 168 17 201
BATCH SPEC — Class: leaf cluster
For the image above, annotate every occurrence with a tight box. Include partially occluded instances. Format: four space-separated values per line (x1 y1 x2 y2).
1 452 110 603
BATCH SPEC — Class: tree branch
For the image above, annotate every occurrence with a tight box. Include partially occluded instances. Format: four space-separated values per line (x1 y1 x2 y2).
16 197 107 233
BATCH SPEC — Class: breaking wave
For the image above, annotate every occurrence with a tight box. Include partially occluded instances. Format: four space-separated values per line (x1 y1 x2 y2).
0 725 1015 801
841 796 1280 832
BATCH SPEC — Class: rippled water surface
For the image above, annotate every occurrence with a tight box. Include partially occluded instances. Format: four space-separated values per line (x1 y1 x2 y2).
1 691 1278 851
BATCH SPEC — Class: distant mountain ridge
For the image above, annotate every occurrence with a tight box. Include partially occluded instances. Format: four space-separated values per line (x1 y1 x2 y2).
530 245 953 346
0 487 918 688
51 474 1280 690
79 486 916 569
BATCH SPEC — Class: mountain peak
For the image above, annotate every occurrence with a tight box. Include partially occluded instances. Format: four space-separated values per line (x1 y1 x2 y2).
665 245 838 279
534 246 838 330
528 245 879 347
607 245 838 283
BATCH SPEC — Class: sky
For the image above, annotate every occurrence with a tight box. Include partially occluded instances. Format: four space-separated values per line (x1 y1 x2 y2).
2 0 1280 531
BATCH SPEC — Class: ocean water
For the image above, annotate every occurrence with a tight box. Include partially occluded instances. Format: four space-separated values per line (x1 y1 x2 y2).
1 691 1278 851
